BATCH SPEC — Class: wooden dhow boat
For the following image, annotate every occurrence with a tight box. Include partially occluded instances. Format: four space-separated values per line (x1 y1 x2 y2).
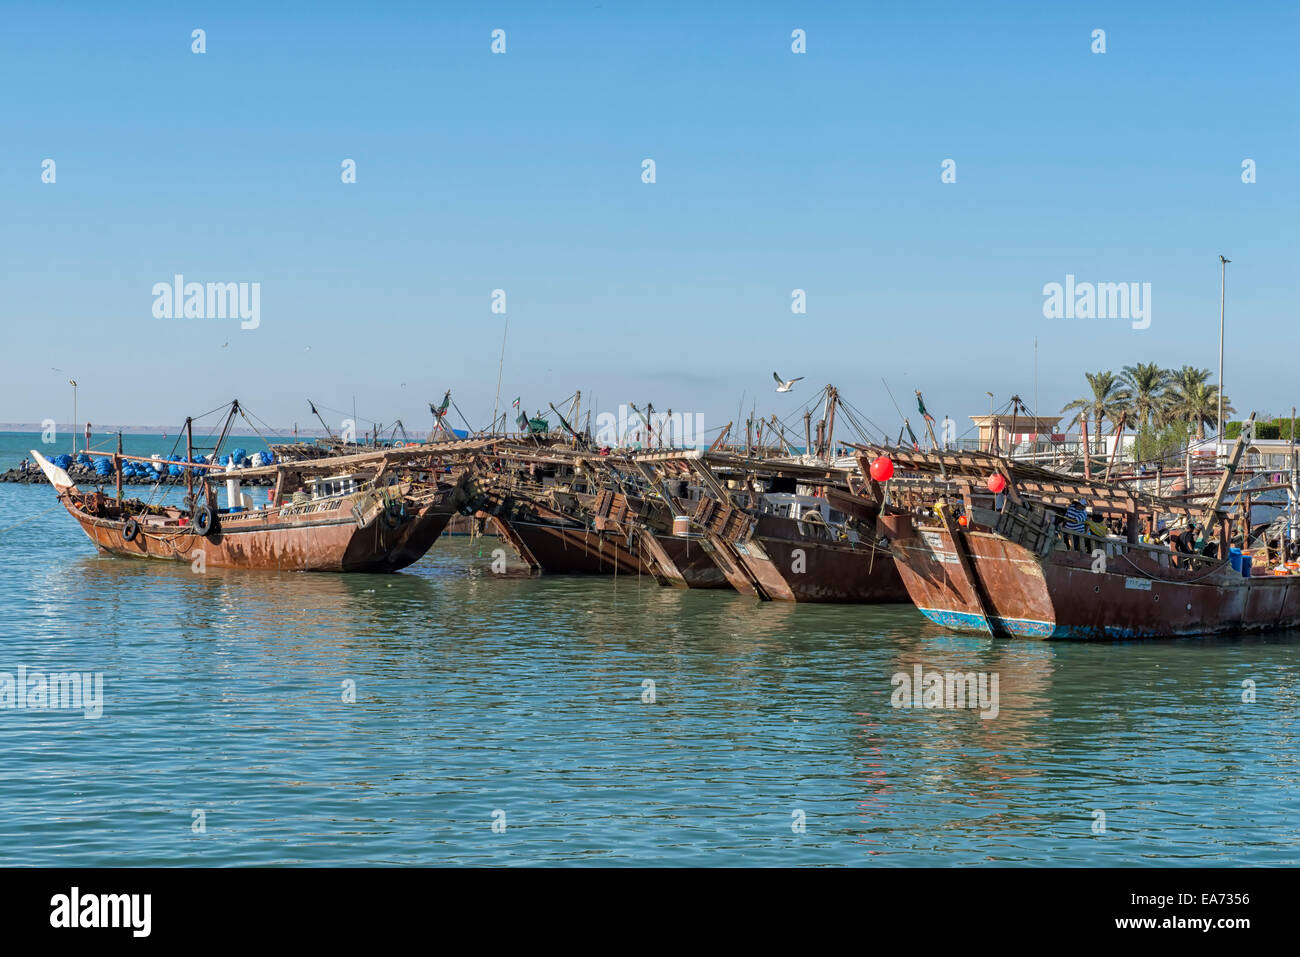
856 420 1300 639
32 413 492 573
461 445 648 576
633 449 908 602
583 455 730 589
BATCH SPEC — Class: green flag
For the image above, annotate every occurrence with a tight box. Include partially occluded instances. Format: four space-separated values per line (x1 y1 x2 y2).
916 391 934 424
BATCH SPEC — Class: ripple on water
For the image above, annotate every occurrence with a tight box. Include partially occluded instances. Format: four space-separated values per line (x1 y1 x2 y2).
0 483 1298 864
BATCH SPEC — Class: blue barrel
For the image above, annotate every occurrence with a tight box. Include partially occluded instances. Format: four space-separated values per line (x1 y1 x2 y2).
1241 554 1253 578
1229 547 1243 572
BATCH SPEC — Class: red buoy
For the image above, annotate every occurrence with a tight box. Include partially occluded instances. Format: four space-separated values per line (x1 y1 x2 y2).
987 473 1007 494
870 456 894 482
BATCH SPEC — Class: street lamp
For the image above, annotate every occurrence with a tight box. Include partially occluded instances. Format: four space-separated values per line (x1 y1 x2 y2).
69 379 77 453
1217 255 1231 452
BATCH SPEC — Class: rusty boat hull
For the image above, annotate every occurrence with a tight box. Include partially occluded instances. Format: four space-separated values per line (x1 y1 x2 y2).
696 532 764 596
495 515 646 575
59 490 456 573
881 512 1300 640
477 490 647 575
586 487 729 588
731 518 910 603
635 529 731 589
691 498 906 602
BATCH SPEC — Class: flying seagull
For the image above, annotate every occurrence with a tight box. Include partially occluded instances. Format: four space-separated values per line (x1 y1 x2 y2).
773 372 804 393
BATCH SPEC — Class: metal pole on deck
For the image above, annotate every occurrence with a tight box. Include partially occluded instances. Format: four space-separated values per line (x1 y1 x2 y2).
1292 406 1297 547
492 319 508 436
1217 255 1230 454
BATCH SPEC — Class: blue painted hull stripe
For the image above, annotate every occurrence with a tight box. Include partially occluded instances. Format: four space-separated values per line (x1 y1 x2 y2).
914 606 1224 640
917 607 1057 638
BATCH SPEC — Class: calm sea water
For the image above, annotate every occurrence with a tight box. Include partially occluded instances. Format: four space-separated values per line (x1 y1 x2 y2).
1 432 1298 865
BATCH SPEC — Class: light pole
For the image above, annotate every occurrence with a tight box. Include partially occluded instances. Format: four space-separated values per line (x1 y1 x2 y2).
1218 254 1230 452
69 379 77 453
985 391 994 452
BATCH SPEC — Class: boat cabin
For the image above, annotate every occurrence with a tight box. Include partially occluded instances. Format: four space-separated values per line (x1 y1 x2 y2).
310 474 363 500
761 492 847 525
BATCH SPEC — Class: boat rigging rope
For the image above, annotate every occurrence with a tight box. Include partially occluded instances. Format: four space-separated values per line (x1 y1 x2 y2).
770 386 829 434
239 404 295 447
237 406 274 451
137 525 197 556
0 500 68 534
312 400 380 430
836 396 890 445
1113 547 1230 586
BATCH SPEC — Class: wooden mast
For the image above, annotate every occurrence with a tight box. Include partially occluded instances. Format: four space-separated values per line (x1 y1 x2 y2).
185 416 194 506
1104 412 1126 482
823 386 839 460
707 422 732 453
1199 411 1255 535
1008 396 1019 459
1080 413 1092 480
768 415 794 455
915 390 948 480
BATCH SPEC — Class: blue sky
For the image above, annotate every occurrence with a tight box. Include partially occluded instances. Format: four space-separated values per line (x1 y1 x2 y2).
2 1 1295 442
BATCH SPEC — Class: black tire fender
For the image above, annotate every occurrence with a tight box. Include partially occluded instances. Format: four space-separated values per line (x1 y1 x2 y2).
193 504 217 537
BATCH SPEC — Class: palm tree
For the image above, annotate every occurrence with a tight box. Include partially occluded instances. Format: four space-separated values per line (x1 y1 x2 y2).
1061 371 1131 447
1120 362 1169 431
1163 366 1233 440
1155 366 1201 428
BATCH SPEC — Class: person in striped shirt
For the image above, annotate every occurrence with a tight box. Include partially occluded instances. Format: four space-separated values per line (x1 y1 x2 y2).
1063 498 1088 551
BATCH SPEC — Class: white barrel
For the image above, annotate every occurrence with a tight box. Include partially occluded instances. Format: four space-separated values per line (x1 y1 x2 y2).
225 464 241 510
